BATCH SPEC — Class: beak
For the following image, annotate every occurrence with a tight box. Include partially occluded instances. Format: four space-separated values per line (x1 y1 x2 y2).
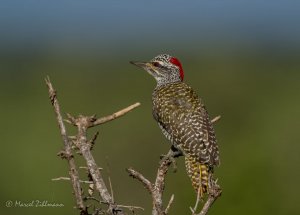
130 60 161 78
130 61 151 69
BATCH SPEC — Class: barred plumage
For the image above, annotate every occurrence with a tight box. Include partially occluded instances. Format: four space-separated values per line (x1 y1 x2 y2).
131 54 220 197
152 82 219 196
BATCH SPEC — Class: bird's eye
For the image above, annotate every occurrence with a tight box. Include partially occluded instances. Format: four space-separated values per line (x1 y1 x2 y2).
153 62 162 67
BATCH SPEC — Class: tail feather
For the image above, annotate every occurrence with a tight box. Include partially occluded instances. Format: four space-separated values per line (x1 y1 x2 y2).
185 155 209 197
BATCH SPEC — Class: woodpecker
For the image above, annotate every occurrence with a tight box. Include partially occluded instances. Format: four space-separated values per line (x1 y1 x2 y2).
130 54 220 197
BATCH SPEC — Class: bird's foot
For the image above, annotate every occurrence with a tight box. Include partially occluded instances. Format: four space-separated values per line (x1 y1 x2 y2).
160 150 178 172
208 177 222 197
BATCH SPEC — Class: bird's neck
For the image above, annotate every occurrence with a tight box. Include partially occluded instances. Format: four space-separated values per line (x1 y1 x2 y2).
156 78 181 88
154 81 184 94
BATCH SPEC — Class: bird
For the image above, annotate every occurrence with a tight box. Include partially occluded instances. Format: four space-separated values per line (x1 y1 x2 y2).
130 54 220 197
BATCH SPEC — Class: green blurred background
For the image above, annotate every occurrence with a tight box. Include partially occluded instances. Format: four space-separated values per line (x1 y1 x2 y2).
1 1 300 214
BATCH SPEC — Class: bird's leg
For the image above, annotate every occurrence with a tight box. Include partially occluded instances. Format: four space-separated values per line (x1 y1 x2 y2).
160 146 182 172
207 172 220 196
160 145 183 159
170 145 183 158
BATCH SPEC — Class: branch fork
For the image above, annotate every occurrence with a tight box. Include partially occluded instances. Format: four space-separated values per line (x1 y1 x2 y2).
46 77 141 215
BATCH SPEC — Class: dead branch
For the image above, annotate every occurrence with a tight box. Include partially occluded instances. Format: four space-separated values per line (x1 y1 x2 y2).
45 77 87 214
193 180 222 215
46 77 140 215
92 102 141 127
126 168 153 193
117 205 145 213
190 181 222 215
126 150 174 215
46 75 221 215
52 177 93 184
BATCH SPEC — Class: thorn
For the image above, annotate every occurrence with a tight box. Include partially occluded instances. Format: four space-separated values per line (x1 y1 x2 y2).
68 135 77 140
66 113 76 125
57 150 73 159
211 115 221 124
89 131 100 150
79 166 103 170
91 114 97 121
190 206 196 215
64 119 72 124
164 194 175 214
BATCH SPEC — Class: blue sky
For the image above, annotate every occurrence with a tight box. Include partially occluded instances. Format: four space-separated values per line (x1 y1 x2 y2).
0 1 299 52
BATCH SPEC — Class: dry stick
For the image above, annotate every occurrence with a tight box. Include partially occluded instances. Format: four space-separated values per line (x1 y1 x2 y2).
52 177 93 184
153 154 173 215
117 205 145 212
45 77 87 214
65 113 129 215
197 185 222 215
211 115 221 124
76 118 119 213
164 194 175 214
79 166 103 170
91 102 141 127
126 152 173 215
47 77 141 214
66 102 140 214
105 158 115 203
126 168 153 193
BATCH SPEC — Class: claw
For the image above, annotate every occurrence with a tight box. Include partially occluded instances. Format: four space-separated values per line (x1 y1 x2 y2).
160 150 178 172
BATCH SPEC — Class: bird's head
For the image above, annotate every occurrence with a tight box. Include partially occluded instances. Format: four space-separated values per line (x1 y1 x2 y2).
130 54 184 86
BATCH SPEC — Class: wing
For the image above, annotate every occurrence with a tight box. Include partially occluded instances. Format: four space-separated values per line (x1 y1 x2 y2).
153 83 220 167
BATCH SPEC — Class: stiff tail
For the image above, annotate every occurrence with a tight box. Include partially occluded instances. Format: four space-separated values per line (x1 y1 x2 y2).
185 155 209 197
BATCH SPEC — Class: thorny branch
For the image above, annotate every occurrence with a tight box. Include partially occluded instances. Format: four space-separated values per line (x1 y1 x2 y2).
45 77 87 214
46 76 221 215
52 177 93 184
46 77 141 215
126 150 174 215
195 183 222 215
126 116 222 215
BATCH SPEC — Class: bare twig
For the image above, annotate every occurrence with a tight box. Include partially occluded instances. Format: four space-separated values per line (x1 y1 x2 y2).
117 205 144 212
128 147 221 215
126 167 153 193
79 166 103 170
106 158 114 203
190 178 222 215
52 177 93 184
45 77 87 214
164 194 175 214
196 181 222 215
75 115 125 214
92 102 141 127
46 77 141 215
126 150 174 215
211 115 221 124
